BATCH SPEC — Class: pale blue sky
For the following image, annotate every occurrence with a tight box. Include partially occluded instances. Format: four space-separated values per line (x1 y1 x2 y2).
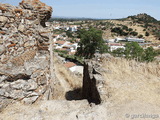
1 0 160 20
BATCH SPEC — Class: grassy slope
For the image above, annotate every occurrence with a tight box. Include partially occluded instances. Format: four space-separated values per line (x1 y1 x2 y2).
102 58 160 106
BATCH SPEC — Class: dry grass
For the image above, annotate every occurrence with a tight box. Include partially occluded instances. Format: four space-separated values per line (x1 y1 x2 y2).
53 54 82 90
102 58 160 106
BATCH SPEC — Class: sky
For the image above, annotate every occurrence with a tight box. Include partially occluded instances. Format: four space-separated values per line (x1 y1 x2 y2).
1 0 160 20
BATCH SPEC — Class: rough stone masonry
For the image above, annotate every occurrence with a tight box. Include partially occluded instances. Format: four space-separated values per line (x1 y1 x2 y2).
0 0 53 111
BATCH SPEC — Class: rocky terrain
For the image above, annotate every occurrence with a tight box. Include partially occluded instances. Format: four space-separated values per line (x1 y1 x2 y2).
0 1 160 120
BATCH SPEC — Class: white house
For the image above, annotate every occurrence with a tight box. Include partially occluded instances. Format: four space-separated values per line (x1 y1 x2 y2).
126 37 145 43
115 37 126 42
53 34 61 42
64 62 77 72
108 43 125 52
106 39 115 43
69 25 78 32
64 62 83 74
72 43 78 50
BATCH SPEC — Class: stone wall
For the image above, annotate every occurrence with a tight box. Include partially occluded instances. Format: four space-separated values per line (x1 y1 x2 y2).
0 0 53 111
82 60 107 104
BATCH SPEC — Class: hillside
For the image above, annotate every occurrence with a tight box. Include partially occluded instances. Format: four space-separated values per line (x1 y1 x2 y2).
127 13 159 24
101 13 160 43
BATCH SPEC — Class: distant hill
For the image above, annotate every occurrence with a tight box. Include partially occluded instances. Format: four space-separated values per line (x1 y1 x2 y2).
126 13 160 40
127 13 159 24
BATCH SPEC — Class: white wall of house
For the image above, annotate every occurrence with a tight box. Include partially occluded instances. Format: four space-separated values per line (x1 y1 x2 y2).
115 37 126 42
69 66 77 72
110 46 125 52
69 66 83 74
55 46 62 49
126 37 145 43
70 49 76 53
72 43 78 49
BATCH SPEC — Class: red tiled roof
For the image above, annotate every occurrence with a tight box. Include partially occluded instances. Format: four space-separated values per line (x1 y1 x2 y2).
67 43 74 45
56 41 66 45
64 62 76 68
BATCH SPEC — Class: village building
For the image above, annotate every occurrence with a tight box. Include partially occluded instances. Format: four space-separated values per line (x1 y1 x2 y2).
108 43 125 52
126 37 145 43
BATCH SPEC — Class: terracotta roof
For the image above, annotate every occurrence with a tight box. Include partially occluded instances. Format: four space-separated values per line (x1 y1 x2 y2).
64 62 76 68
60 48 68 51
53 34 59 37
67 42 74 45
56 41 66 45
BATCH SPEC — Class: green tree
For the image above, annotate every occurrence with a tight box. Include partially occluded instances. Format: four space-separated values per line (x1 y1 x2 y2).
124 42 144 61
122 25 128 31
143 47 156 62
76 28 108 58
145 31 150 36
128 28 133 32
130 31 138 36
66 31 73 38
138 34 143 38
112 48 125 57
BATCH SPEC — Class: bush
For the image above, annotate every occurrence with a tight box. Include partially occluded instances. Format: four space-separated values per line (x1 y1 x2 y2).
138 34 143 38
130 31 138 36
145 32 150 36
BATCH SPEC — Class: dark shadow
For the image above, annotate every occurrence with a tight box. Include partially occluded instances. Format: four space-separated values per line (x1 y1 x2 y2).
5 74 30 82
65 88 83 100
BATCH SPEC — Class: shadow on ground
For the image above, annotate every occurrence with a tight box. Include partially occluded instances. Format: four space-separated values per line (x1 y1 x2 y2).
65 88 83 100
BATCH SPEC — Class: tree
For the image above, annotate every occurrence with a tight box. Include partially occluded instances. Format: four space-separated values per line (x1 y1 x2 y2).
143 47 156 62
130 31 138 36
145 31 150 36
66 31 73 38
112 48 125 57
138 34 143 38
124 42 144 61
76 28 108 58
122 25 128 31
128 28 133 32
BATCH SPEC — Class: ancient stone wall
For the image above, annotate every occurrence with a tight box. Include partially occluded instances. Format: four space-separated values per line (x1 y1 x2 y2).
0 0 53 111
82 60 107 104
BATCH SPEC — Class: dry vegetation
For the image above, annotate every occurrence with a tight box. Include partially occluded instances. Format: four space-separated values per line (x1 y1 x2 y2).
102 58 160 106
103 19 160 43
53 54 82 99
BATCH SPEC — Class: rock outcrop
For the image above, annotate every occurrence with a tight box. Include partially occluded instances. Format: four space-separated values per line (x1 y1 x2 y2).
0 0 53 111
